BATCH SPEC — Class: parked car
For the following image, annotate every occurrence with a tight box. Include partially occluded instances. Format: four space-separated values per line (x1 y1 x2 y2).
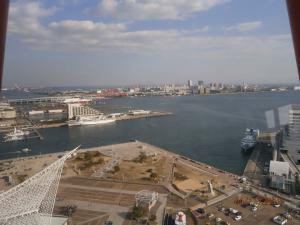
196 208 205 214
273 215 287 225
229 208 238 214
104 221 113 225
234 215 242 221
282 211 292 219
215 217 222 223
207 213 214 219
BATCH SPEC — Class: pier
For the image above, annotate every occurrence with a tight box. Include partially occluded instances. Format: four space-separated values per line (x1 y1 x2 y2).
0 119 44 142
243 132 277 185
114 111 172 121
33 111 172 129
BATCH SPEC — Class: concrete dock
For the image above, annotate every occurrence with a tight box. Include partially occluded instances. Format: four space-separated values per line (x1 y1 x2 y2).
114 111 172 121
35 111 172 129
243 143 273 186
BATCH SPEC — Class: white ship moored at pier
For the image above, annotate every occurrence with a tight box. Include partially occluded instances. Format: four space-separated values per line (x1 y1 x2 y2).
68 115 115 126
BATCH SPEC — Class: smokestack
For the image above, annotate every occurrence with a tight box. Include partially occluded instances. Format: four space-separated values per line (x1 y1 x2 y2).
0 0 9 91
286 0 300 80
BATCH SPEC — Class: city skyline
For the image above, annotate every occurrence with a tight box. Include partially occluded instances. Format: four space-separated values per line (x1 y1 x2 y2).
3 0 299 87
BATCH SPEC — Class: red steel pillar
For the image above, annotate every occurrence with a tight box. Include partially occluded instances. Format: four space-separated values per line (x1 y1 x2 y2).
286 0 300 80
0 0 9 91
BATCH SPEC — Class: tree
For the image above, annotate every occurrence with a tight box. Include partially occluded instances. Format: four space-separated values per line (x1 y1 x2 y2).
131 206 145 220
149 214 156 222
114 165 120 173
150 172 158 180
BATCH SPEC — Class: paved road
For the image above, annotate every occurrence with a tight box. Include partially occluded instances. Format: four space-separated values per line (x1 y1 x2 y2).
156 195 168 225
281 153 300 174
60 183 138 195
56 200 129 225
176 159 218 177
59 182 169 225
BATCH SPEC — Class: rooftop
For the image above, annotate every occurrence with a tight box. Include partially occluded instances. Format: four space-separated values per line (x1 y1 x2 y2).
269 161 289 176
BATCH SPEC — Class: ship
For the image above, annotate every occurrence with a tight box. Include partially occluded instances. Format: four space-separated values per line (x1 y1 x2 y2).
4 128 30 142
68 115 115 126
241 128 260 152
63 97 92 104
22 148 31 153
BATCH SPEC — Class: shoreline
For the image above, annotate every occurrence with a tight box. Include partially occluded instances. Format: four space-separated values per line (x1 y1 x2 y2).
0 141 239 177
5 89 296 102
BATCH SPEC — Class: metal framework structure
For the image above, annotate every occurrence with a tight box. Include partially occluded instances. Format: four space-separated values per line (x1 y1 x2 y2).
135 190 158 211
0 146 79 225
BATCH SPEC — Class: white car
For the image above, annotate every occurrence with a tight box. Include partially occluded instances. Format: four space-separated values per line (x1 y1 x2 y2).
273 216 287 225
215 217 222 223
251 206 257 212
229 208 238 214
234 215 242 221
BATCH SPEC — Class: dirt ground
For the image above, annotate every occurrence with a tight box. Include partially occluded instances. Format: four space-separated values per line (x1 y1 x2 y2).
108 155 172 183
173 159 237 200
174 162 218 193
0 153 59 190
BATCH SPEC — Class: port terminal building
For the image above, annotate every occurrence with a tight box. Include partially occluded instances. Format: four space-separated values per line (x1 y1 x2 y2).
282 105 300 165
0 101 16 119
67 103 99 119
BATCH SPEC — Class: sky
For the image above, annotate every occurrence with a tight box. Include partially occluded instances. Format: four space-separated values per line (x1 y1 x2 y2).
2 0 299 87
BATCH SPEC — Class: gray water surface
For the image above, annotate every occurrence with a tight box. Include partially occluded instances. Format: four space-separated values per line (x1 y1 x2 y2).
1 91 300 174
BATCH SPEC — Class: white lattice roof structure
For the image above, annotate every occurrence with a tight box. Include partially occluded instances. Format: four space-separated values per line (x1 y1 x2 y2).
0 146 79 225
135 190 158 210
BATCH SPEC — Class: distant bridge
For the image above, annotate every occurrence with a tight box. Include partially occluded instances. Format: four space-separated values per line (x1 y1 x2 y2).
8 96 69 104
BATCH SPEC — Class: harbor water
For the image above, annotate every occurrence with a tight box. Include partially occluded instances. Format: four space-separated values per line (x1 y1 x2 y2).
1 91 300 175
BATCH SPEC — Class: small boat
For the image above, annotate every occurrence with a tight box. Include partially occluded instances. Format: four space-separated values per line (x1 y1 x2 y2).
22 148 31 153
4 128 29 142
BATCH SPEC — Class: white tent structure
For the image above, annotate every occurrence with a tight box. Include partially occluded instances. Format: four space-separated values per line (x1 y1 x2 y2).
0 146 79 225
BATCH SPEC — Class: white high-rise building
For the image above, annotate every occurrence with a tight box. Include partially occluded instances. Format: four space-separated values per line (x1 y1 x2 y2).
284 105 300 164
188 80 193 87
68 103 99 119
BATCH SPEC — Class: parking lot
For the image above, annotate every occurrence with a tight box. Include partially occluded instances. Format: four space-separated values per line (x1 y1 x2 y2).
194 192 300 225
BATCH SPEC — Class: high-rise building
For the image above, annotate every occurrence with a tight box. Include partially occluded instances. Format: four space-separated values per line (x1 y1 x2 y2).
68 103 99 119
283 105 300 164
0 101 16 119
198 80 204 86
188 80 193 87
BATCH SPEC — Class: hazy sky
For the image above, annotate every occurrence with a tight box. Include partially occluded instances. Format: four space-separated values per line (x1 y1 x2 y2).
3 0 299 87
